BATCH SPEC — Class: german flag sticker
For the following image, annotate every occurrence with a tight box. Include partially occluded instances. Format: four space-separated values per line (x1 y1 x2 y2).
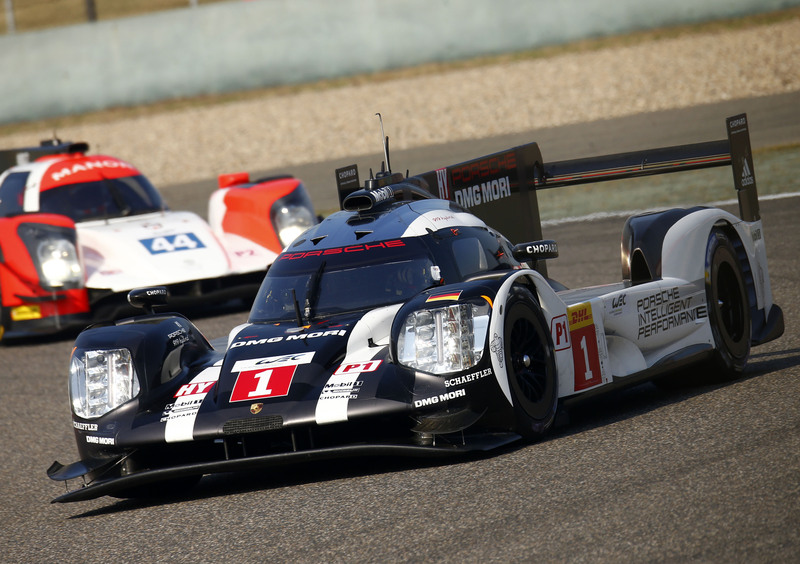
426 291 462 303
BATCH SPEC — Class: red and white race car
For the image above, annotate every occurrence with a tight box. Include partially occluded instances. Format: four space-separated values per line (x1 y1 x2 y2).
0 139 317 341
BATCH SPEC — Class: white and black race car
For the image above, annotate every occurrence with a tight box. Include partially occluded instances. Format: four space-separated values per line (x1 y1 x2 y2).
48 114 783 502
0 140 317 341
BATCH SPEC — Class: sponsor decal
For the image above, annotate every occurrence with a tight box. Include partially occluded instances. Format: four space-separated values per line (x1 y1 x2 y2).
444 367 492 388
229 352 315 403
608 294 627 318
230 365 296 402
451 152 517 184
319 379 363 400
230 330 347 347
426 291 462 303
49 158 137 183
636 287 707 339
450 152 517 209
454 176 512 209
162 398 205 419
436 168 449 199
335 164 360 194
550 314 570 351
370 185 395 203
414 388 466 408
525 241 557 255
337 166 358 182
163 365 221 442
85 435 115 445
490 333 503 367
72 421 98 432
334 360 382 375
174 380 215 397
568 302 603 391
279 239 405 261
167 326 189 347
140 233 205 254
316 356 379 423
429 214 456 223
569 303 593 330
231 352 315 370
740 158 754 187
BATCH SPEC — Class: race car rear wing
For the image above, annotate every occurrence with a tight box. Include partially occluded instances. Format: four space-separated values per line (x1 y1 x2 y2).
409 113 760 247
335 114 760 259
0 139 89 174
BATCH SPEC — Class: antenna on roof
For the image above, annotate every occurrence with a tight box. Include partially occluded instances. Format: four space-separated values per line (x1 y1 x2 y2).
376 113 391 175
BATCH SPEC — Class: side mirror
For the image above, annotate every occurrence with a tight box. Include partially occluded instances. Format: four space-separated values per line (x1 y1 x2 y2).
512 240 559 262
127 286 169 315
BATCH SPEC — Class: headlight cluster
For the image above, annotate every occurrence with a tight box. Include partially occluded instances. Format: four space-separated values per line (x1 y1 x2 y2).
70 348 139 419
398 302 490 374
18 223 83 290
271 186 317 247
38 238 82 288
274 204 316 247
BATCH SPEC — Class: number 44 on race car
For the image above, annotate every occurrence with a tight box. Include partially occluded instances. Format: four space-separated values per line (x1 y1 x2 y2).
0 140 318 342
48 114 782 503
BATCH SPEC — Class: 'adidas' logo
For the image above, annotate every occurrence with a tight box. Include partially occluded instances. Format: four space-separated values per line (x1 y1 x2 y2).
740 157 754 187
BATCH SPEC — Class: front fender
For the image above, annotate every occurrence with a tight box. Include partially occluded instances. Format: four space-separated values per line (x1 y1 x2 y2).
74 313 215 395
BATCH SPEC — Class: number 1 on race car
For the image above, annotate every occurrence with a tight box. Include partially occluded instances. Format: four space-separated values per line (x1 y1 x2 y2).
230 365 296 402
568 303 603 391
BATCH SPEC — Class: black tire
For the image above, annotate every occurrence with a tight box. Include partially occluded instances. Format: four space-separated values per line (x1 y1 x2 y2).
704 229 751 379
503 287 558 439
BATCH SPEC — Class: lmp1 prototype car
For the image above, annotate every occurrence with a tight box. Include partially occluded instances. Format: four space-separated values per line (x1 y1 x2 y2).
48 114 783 503
0 140 317 341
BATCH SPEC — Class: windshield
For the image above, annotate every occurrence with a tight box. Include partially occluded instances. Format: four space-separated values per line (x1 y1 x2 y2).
38 175 165 222
250 238 438 323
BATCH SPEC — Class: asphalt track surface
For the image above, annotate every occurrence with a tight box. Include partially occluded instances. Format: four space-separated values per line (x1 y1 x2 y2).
1 93 798 562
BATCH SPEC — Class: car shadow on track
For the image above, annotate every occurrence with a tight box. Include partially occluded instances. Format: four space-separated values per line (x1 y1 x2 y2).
64 346 799 519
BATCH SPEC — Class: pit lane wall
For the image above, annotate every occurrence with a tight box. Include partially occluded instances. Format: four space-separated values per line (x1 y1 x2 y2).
1 0 797 124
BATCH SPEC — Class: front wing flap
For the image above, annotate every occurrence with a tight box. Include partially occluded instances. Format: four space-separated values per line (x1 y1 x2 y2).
49 432 520 503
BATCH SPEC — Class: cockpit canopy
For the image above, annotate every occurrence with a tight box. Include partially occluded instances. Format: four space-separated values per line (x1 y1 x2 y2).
249 204 519 323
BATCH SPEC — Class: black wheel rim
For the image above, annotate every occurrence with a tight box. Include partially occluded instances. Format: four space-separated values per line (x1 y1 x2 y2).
509 314 552 420
715 261 746 344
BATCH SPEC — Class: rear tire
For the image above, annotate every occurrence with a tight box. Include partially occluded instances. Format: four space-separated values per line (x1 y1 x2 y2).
503 287 558 439
704 229 751 380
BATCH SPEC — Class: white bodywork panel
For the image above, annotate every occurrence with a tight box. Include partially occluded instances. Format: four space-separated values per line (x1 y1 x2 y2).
77 211 269 292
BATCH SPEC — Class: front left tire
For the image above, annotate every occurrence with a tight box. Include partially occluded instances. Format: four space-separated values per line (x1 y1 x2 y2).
503 286 558 439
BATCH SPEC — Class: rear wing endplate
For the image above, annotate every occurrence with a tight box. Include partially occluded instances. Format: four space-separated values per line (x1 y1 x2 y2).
0 139 89 175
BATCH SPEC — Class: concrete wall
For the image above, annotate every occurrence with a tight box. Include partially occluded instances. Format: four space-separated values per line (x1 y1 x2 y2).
1 0 797 124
